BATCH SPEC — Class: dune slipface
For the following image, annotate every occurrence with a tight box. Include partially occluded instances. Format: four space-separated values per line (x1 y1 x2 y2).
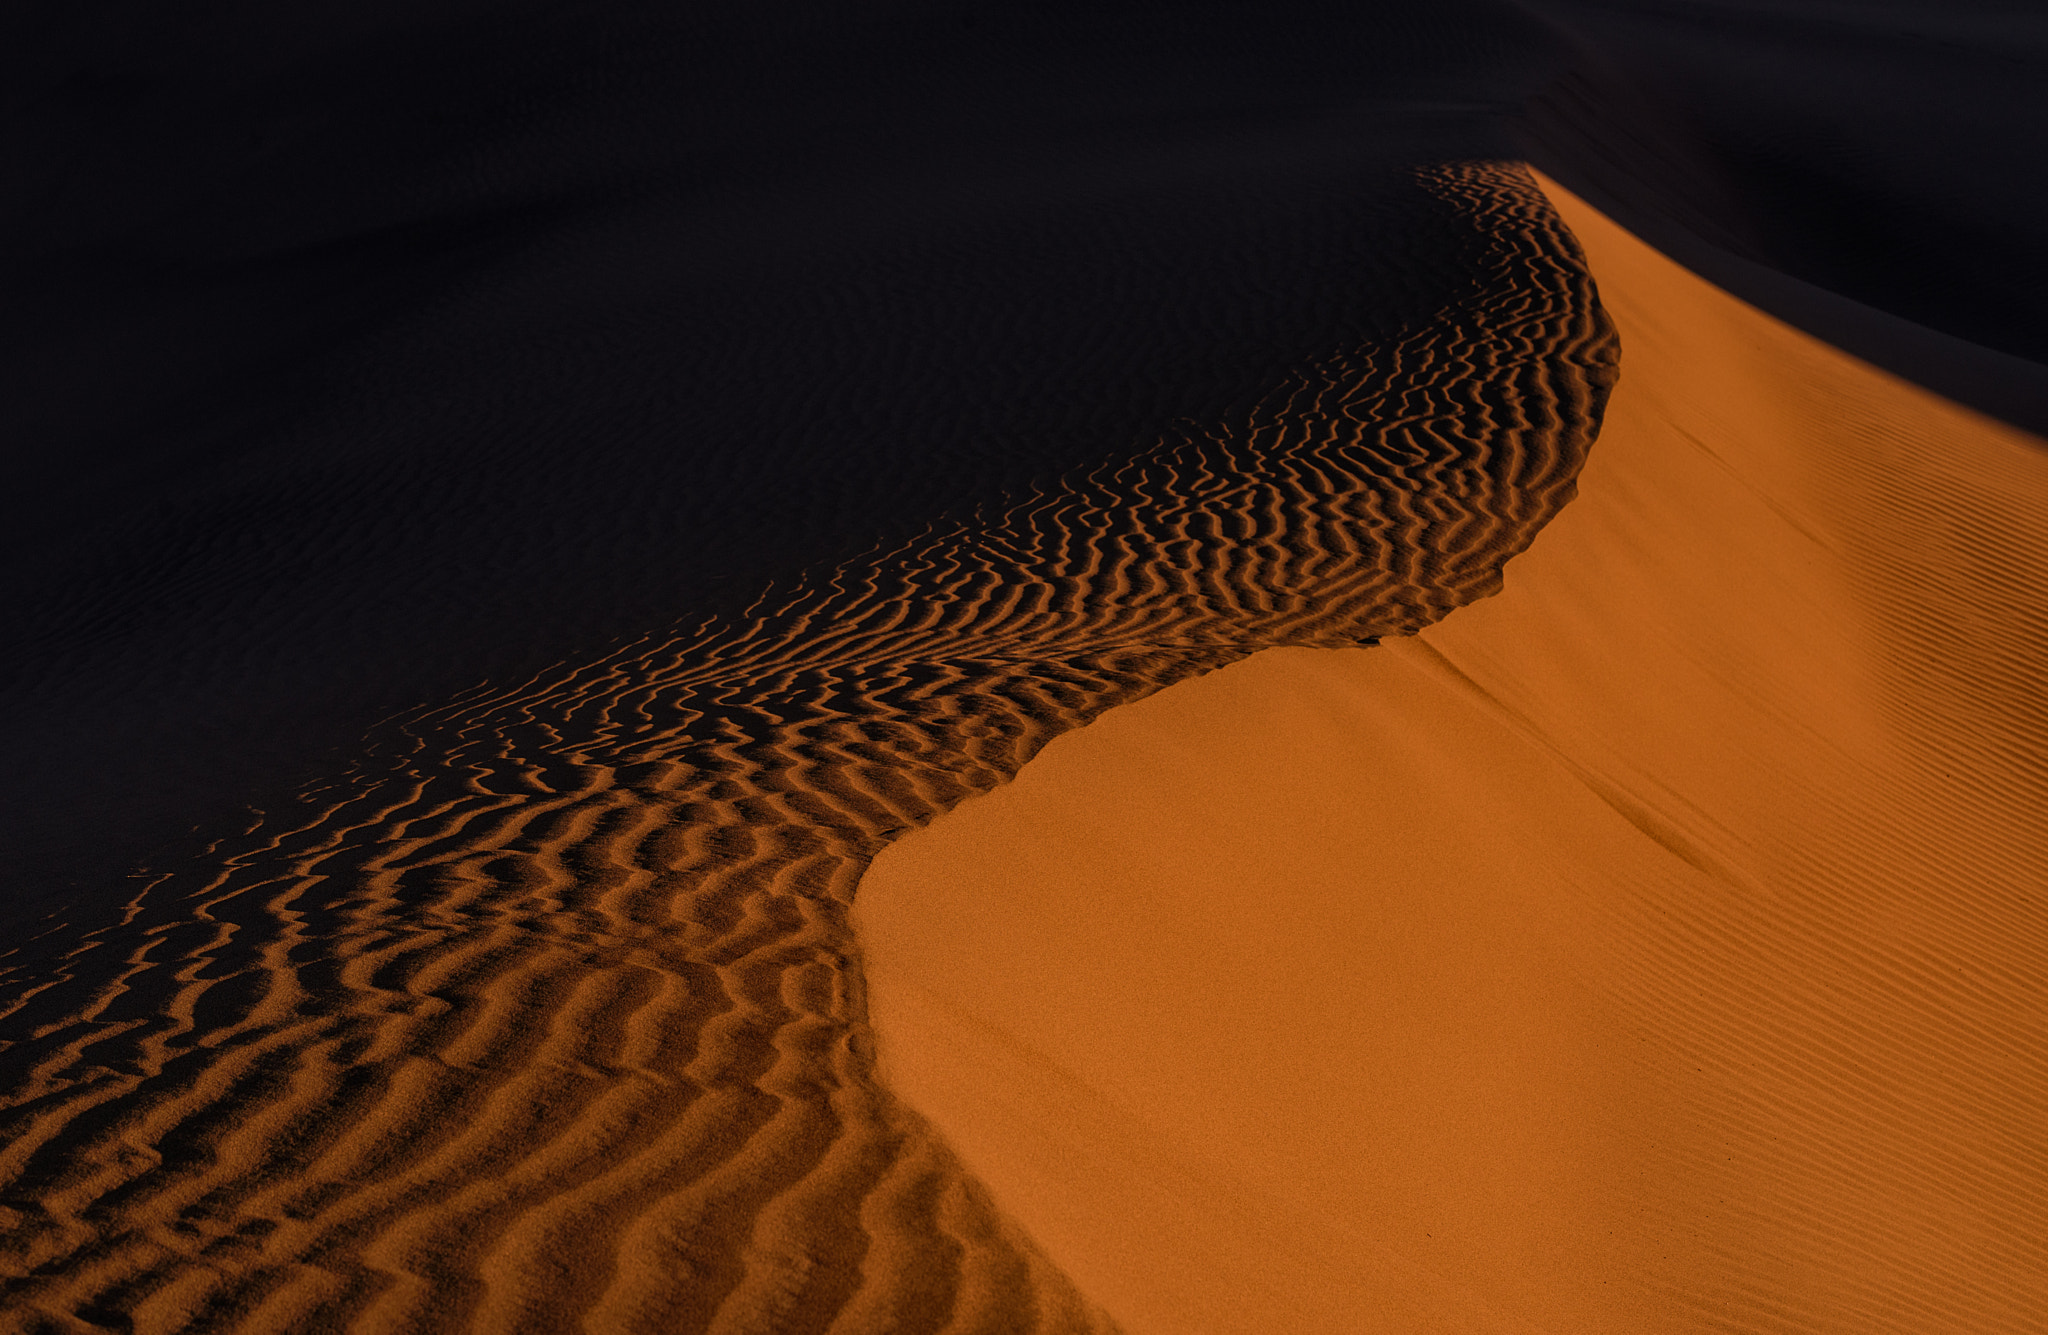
0 165 1615 1331
855 177 2048 1332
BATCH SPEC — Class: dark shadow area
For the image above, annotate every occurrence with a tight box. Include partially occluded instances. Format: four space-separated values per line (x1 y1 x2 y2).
1513 0 2048 432
1 0 1566 914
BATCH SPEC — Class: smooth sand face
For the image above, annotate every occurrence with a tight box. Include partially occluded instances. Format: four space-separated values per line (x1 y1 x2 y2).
855 176 2048 1333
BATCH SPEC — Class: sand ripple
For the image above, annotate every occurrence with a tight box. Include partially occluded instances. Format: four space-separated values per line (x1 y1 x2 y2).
0 163 1616 1332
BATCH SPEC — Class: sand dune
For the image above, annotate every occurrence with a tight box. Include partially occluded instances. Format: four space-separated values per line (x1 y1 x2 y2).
10 3 2046 1328
0 165 1613 1331
855 176 2048 1332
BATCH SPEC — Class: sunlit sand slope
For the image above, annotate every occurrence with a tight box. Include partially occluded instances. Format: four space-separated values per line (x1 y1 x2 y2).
0 165 1615 1332
856 177 2048 1333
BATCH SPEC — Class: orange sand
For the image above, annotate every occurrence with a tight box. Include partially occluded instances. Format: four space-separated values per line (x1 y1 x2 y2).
854 176 2048 1333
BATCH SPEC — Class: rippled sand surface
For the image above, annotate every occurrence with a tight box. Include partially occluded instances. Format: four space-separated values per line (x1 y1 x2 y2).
0 164 1614 1331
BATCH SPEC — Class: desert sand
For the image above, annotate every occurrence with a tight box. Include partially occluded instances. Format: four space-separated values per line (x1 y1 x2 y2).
0 163 1613 1330
855 177 2048 1332
4 4 2046 1332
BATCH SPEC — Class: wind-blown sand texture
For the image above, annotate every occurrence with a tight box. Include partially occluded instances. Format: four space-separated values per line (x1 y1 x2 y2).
855 177 2048 1332
0 165 1616 1331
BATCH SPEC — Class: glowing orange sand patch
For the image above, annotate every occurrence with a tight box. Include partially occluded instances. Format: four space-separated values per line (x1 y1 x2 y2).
855 175 2048 1334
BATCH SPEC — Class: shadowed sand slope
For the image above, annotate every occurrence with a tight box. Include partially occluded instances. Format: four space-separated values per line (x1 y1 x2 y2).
854 177 2048 1333
0 165 1615 1332
0 0 1572 914
1511 0 2048 434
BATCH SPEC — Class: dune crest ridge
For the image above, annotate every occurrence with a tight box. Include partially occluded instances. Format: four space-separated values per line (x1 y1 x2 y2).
0 164 1616 1332
854 177 2048 1332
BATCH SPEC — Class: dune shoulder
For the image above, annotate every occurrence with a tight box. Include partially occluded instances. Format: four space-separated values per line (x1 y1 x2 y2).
853 175 2048 1334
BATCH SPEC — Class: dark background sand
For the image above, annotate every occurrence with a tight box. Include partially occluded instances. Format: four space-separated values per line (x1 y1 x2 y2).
1517 0 2048 432
1525 1 2048 364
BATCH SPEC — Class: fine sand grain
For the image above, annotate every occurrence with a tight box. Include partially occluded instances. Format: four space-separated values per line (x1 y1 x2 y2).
0 165 1613 1332
855 176 2048 1333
